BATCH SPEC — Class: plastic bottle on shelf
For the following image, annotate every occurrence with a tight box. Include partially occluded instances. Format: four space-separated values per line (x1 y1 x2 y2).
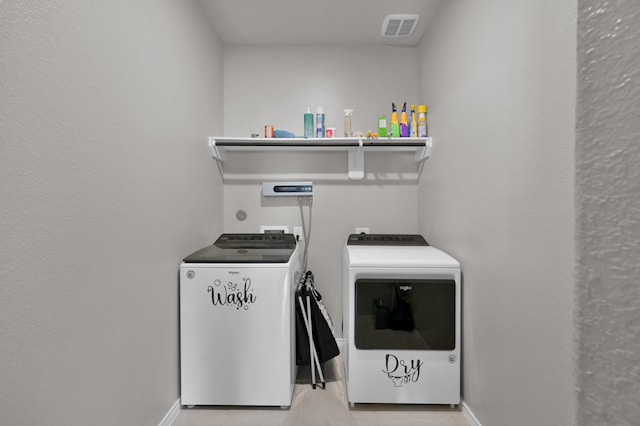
390 103 400 138
343 109 353 137
378 114 388 137
304 107 314 138
316 107 325 138
417 105 428 137
400 102 409 137
410 104 417 137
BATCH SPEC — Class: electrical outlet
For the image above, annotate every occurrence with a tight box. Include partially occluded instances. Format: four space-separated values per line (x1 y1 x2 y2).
355 227 370 234
293 226 304 243
260 225 290 234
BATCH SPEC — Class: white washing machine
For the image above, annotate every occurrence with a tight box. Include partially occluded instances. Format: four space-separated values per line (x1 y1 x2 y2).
343 234 461 406
180 233 301 407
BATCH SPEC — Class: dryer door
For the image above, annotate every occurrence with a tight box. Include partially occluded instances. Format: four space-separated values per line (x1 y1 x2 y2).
355 278 456 350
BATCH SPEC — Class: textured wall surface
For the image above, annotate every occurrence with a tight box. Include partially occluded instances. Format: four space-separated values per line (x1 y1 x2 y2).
417 1 576 424
576 1 640 424
0 1 223 424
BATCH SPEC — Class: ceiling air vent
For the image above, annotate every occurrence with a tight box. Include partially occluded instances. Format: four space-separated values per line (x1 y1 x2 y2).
381 14 419 37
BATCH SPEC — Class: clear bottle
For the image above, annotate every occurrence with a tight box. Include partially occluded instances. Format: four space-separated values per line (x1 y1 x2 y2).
343 109 353 137
316 107 325 138
304 107 314 138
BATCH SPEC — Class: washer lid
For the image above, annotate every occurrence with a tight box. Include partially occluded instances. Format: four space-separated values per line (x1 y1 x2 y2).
183 233 297 263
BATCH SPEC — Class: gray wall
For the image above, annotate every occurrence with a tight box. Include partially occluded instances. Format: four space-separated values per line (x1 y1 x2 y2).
0 1 224 425
221 45 422 333
576 0 640 424
417 1 576 425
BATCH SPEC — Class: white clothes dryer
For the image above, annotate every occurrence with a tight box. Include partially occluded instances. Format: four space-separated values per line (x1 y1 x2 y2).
343 234 461 406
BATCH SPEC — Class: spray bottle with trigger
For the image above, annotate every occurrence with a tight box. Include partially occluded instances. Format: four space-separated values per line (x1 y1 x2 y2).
343 109 353 137
391 102 400 138
409 104 417 137
400 102 409 137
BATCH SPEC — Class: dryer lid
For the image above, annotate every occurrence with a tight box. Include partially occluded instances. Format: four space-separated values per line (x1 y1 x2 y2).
183 233 297 263
347 234 429 246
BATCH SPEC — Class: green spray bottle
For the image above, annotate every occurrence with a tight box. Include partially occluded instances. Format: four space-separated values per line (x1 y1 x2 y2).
391 102 400 138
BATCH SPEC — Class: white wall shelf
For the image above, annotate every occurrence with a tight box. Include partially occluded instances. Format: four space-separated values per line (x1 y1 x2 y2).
208 136 432 181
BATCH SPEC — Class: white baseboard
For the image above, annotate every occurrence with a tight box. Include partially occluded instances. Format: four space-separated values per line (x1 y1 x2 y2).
461 400 481 426
158 398 181 426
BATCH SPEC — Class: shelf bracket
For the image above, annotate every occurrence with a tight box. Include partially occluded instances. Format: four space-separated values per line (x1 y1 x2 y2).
415 137 433 163
347 139 365 180
208 137 226 162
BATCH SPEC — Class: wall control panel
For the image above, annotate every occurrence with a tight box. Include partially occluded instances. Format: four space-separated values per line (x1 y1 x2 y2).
262 181 314 197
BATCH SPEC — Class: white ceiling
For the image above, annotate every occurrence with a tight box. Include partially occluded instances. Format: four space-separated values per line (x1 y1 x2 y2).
199 0 443 46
